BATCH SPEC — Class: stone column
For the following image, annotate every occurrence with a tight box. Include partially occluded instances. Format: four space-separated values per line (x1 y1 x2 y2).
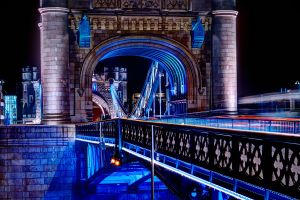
39 7 70 124
212 5 238 114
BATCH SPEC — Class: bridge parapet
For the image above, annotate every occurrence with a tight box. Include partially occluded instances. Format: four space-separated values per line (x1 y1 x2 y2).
76 119 300 199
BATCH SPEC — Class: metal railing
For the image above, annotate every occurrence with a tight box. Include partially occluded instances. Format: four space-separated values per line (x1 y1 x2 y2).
76 119 300 199
152 117 300 134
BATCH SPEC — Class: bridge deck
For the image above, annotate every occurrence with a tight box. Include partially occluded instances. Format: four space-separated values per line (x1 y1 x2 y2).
76 119 300 199
151 115 300 134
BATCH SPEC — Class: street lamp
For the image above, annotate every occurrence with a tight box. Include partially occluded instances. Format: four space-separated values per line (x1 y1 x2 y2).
295 80 300 90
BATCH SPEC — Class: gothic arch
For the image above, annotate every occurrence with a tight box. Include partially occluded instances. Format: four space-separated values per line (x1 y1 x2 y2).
80 35 201 110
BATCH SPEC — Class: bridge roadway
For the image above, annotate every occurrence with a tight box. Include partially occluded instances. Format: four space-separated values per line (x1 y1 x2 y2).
75 118 300 199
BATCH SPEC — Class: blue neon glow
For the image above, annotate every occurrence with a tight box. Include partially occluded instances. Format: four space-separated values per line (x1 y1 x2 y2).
192 17 205 48
98 46 187 97
79 15 90 48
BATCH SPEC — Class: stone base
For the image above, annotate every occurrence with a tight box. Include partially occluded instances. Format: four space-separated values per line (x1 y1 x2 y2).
42 114 71 125
0 125 76 199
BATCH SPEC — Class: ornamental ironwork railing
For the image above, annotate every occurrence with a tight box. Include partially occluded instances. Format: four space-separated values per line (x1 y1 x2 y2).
153 117 300 134
76 119 300 199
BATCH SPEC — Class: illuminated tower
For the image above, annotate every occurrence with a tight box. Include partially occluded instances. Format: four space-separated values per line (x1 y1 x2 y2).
4 95 17 125
22 66 42 124
212 0 238 113
39 0 70 124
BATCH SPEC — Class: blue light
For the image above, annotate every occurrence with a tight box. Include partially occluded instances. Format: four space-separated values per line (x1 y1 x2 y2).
98 44 187 97
192 17 205 48
4 95 17 125
92 82 97 92
110 84 127 117
122 147 252 200
87 144 101 178
78 15 90 48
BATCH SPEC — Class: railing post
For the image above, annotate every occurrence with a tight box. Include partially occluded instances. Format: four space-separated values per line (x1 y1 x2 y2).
263 140 272 193
117 119 122 153
231 135 239 179
208 133 215 170
151 125 155 200
264 189 270 200
99 122 103 168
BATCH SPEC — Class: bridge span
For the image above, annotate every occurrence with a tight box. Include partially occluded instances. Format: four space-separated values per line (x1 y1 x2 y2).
75 118 300 199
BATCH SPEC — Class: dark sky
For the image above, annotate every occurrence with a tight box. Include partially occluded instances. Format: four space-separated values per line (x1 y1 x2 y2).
0 0 298 97
0 1 40 95
95 56 151 99
237 0 299 96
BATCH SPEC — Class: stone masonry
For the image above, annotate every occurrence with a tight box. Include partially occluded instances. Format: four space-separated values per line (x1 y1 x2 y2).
0 125 76 199
39 7 71 125
39 0 238 123
212 0 238 113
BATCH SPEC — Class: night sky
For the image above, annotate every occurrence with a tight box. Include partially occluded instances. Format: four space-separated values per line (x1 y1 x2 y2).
0 0 298 97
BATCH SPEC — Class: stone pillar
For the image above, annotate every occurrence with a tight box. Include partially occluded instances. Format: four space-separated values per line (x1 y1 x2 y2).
212 2 238 114
39 7 70 124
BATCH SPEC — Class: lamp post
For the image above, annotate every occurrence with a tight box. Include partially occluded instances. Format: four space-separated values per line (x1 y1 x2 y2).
295 81 300 90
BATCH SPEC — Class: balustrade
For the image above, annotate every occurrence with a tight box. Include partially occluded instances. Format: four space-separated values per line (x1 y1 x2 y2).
76 119 300 198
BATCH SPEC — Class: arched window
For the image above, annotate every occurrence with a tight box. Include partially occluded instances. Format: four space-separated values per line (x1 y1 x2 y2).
78 15 90 48
191 16 205 48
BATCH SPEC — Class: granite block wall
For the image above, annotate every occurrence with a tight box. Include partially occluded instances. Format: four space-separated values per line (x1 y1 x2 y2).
0 125 76 200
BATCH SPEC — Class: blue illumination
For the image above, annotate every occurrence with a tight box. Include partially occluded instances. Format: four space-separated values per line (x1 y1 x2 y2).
122 147 252 200
4 95 17 125
98 45 187 97
110 83 127 117
192 17 205 48
130 62 161 118
92 82 97 92
78 15 90 48
87 144 100 178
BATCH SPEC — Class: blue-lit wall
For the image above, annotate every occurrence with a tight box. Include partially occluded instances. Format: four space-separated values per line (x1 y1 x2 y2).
0 125 77 199
4 95 17 125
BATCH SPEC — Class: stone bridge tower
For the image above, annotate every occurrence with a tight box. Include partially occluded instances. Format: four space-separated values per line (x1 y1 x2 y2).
39 0 238 124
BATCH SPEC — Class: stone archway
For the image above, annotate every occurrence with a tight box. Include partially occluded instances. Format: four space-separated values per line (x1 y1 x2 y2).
79 35 202 120
92 94 111 116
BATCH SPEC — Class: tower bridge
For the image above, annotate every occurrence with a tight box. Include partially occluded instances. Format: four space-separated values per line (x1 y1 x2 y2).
39 0 238 125
2 0 299 199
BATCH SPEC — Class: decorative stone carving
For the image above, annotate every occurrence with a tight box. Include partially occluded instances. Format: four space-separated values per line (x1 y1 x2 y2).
166 0 187 10
93 0 116 9
122 0 160 9
89 15 193 31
